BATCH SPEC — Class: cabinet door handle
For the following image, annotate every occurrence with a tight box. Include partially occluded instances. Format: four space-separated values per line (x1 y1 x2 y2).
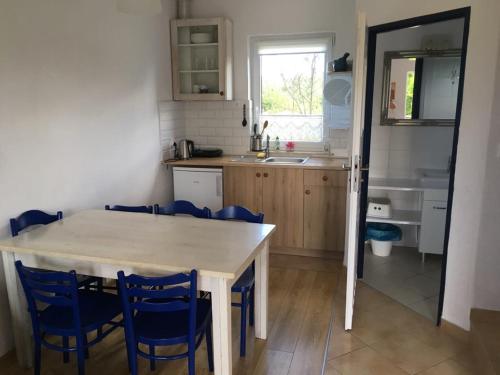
322 175 328 181
305 189 311 195
219 91 224 96
263 172 269 178
256 172 261 178
433 206 447 210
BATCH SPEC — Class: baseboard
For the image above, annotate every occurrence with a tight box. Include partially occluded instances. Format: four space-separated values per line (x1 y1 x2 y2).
270 246 344 259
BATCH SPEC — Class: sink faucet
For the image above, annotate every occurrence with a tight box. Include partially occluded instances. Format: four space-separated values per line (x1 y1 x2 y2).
265 135 270 159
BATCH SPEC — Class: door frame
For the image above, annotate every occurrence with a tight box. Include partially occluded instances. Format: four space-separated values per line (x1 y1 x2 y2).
356 7 471 325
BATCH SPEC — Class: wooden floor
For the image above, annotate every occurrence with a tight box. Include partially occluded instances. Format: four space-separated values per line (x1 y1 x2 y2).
0 254 343 374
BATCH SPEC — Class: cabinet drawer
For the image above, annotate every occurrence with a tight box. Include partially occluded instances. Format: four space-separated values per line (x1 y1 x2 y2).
304 169 347 188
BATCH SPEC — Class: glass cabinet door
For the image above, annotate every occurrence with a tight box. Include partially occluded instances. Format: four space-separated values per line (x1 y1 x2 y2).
171 18 232 100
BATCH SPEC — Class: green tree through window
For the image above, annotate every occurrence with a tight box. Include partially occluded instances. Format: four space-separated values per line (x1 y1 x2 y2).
405 71 415 119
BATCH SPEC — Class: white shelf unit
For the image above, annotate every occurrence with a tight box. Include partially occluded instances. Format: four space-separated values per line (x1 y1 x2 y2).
368 178 423 226
366 210 422 225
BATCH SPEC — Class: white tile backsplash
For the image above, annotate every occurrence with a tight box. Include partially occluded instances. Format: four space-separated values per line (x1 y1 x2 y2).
158 101 185 160
158 100 349 156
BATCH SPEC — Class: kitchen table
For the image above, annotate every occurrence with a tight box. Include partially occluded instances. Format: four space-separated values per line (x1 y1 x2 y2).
0 209 275 375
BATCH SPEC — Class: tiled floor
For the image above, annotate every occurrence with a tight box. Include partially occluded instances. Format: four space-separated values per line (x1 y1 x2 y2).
326 271 477 375
362 245 442 320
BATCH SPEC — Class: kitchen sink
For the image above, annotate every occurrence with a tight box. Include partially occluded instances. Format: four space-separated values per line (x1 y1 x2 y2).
229 155 264 163
264 157 309 164
229 155 309 164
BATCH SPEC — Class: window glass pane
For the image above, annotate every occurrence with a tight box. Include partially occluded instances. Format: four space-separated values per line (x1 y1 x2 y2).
260 53 325 142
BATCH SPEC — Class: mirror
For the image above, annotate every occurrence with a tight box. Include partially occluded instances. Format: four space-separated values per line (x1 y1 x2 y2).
381 49 461 126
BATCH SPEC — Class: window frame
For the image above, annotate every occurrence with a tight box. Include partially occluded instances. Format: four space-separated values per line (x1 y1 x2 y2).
249 33 335 151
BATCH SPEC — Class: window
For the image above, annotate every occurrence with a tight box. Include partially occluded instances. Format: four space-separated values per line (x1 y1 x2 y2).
250 34 334 148
405 70 415 119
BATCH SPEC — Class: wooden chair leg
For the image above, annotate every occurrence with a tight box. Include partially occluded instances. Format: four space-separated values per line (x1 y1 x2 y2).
149 345 156 371
63 336 69 363
240 291 248 357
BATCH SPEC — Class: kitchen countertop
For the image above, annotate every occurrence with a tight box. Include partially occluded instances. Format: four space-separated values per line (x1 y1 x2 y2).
164 155 349 170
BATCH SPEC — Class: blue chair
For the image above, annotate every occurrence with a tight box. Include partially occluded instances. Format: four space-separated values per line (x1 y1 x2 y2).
117 270 213 375
15 261 122 375
10 210 102 291
211 205 263 357
153 201 211 218
105 205 153 214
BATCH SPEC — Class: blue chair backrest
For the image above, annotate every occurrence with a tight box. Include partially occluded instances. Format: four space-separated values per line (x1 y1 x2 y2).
105 205 153 214
10 210 63 237
211 205 264 224
117 270 198 340
15 261 81 333
154 201 211 219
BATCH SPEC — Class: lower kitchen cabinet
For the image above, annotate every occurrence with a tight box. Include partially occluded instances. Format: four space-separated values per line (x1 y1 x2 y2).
262 167 304 248
303 170 347 252
223 166 347 255
223 166 262 213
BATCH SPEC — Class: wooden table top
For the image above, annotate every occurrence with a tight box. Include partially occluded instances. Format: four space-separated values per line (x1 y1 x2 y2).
0 210 275 279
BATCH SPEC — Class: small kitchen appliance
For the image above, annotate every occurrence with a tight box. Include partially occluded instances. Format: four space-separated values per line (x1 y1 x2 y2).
178 139 194 160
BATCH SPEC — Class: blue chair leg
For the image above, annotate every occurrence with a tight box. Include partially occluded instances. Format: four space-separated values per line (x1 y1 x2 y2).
76 334 86 375
188 338 196 375
240 291 248 357
63 336 69 363
34 340 41 375
206 319 214 372
249 285 255 327
83 335 90 359
149 345 156 371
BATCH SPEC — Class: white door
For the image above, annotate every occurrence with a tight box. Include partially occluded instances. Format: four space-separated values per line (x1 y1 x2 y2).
345 12 368 330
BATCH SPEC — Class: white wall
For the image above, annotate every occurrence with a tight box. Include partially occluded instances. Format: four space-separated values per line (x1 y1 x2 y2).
356 0 500 330
175 0 355 155
0 0 174 355
473 39 500 311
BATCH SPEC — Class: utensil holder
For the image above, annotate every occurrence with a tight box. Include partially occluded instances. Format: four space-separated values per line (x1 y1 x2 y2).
250 135 263 151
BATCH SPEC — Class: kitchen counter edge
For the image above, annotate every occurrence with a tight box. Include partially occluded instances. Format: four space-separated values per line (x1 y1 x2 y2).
163 156 349 170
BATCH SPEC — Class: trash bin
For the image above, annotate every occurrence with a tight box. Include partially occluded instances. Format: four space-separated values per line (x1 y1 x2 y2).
365 223 402 257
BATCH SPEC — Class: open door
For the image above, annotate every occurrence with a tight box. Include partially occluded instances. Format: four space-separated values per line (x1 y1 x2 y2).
344 12 367 330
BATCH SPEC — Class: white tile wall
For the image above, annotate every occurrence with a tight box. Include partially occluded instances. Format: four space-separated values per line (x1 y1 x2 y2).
159 100 350 156
158 101 186 160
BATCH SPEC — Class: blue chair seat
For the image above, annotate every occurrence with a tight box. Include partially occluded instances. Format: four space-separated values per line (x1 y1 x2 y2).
134 298 211 344
232 267 255 293
39 290 122 334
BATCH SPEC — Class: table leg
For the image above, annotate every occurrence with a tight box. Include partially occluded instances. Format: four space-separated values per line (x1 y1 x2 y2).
2 252 33 367
210 277 232 375
254 239 269 340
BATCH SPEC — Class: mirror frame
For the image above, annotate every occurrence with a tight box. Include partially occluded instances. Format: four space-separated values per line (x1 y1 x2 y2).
380 49 462 126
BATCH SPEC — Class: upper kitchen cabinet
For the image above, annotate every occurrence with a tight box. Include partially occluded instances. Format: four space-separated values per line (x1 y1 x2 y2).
170 17 233 101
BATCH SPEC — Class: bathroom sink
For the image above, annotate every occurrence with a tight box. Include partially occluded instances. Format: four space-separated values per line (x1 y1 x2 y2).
419 168 449 178
417 169 449 188
264 157 309 164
